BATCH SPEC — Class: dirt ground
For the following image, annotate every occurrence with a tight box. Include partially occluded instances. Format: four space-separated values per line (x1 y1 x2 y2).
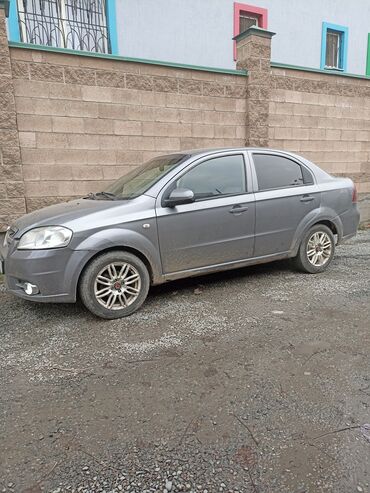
1 231 370 493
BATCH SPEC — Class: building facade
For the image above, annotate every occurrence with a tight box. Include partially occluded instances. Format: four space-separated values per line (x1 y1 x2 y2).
6 0 370 76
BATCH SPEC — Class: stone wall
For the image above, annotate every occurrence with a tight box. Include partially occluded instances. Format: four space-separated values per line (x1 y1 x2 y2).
0 8 26 231
269 66 370 221
10 47 247 215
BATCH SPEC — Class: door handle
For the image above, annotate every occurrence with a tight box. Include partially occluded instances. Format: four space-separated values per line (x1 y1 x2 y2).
229 205 248 214
300 195 314 203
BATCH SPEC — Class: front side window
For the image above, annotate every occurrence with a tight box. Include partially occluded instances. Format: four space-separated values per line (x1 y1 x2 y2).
176 155 246 201
17 0 110 53
253 154 313 191
321 22 348 72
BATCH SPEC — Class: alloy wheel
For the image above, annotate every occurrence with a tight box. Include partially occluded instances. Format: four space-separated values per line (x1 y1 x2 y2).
94 262 141 310
306 231 332 267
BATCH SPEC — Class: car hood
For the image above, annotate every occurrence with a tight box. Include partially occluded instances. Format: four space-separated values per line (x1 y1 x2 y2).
12 198 130 236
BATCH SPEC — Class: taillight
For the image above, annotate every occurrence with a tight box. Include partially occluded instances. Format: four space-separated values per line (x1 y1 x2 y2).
352 185 358 203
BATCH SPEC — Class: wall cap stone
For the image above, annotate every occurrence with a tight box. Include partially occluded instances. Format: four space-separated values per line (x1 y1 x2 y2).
9 41 248 77
271 61 370 82
233 26 276 42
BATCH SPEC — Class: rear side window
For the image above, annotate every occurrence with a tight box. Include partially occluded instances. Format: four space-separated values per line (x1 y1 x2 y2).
176 154 246 200
253 154 313 191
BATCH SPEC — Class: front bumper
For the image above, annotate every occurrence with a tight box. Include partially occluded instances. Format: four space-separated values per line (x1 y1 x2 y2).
1 243 91 303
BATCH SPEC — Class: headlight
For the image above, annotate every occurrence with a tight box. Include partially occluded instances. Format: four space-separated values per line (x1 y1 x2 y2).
18 226 72 250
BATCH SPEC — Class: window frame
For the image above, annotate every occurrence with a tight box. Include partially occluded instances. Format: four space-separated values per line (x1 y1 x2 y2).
320 22 348 72
249 152 315 193
366 33 370 77
233 2 268 60
325 30 341 69
161 152 251 207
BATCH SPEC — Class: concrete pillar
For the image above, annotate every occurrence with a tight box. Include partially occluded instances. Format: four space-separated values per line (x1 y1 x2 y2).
0 1 26 231
234 26 275 147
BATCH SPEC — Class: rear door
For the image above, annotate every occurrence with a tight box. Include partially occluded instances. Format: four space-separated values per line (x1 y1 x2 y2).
249 152 320 257
156 152 256 274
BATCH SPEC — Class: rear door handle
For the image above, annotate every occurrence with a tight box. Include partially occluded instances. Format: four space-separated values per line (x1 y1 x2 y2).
300 195 314 203
229 205 248 214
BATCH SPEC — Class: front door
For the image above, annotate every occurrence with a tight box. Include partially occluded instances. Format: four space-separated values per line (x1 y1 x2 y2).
156 153 256 274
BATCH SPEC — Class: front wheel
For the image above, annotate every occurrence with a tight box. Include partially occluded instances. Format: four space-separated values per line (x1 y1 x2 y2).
79 251 150 319
292 224 335 274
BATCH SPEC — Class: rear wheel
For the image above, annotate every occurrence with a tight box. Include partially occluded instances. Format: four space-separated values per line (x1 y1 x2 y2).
79 251 150 319
292 224 335 273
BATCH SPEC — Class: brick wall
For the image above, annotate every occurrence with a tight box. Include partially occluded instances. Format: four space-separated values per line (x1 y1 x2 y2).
269 67 370 221
10 47 247 213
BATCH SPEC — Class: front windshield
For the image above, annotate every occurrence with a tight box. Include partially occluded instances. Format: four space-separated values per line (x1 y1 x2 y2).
105 154 188 199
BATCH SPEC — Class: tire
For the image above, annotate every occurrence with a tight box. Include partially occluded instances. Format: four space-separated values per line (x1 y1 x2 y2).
292 224 335 274
79 251 150 319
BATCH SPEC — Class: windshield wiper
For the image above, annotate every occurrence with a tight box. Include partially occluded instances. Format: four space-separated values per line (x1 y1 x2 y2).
83 192 96 200
95 191 119 200
83 191 118 200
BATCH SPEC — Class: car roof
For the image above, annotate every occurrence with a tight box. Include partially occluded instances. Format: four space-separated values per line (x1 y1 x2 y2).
177 147 295 158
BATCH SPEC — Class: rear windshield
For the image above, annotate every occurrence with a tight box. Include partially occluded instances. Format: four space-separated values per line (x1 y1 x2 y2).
105 154 188 199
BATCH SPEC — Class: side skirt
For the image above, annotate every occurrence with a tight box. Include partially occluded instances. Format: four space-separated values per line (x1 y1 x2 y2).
161 251 292 283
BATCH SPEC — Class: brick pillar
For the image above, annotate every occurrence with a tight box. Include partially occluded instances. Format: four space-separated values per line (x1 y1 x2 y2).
234 26 275 147
0 1 26 231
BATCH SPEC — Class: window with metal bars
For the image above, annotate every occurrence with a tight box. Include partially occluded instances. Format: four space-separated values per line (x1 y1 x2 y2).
239 11 259 34
16 0 110 53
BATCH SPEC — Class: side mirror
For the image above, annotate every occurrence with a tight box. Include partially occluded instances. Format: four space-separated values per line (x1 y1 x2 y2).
164 188 195 208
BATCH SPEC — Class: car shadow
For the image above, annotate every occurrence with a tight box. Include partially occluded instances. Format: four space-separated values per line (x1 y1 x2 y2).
19 259 294 320
149 258 294 298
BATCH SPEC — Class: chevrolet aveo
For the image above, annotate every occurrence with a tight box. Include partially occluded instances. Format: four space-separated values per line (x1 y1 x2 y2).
0 148 359 319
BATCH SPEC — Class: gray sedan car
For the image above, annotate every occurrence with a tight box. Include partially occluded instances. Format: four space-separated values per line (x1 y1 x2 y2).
1 148 359 319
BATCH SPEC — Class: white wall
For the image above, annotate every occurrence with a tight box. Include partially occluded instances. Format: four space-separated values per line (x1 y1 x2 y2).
116 0 370 75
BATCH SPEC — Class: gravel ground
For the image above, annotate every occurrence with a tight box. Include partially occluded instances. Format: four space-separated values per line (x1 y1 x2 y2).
0 231 370 493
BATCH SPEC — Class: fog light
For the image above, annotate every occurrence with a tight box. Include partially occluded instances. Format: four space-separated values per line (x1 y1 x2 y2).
24 282 39 295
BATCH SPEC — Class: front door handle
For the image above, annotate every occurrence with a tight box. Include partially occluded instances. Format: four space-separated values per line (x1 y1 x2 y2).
300 195 314 203
229 205 248 214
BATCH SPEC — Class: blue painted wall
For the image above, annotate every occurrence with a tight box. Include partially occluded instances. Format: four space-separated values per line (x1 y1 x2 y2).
106 0 118 55
7 0 20 41
115 0 370 75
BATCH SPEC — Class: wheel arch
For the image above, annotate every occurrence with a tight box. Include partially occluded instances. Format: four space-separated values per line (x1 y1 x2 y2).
291 211 343 256
311 219 338 236
73 225 164 290
79 245 155 282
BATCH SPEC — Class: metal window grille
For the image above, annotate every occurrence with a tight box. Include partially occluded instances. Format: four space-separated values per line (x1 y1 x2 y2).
326 30 341 68
239 12 258 34
17 0 110 53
